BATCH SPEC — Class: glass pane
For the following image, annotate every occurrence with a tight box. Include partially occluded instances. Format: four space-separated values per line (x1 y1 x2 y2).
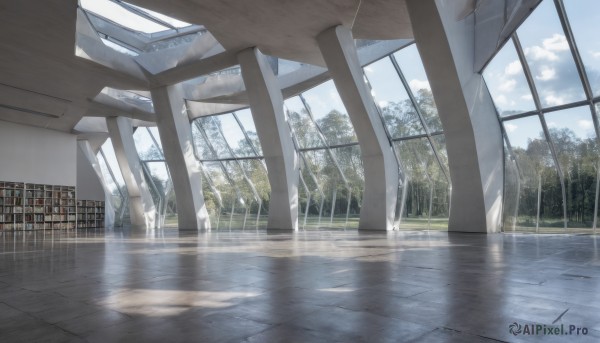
133 127 163 161
97 151 121 209
216 114 256 157
235 109 263 156
393 44 443 132
124 2 191 28
332 145 364 229
563 0 600 97
364 57 425 138
302 80 357 145
81 0 169 33
191 121 215 160
503 115 563 232
544 106 598 230
517 0 585 108
100 138 125 189
483 41 536 116
394 138 435 230
196 116 233 159
284 96 325 148
100 38 139 56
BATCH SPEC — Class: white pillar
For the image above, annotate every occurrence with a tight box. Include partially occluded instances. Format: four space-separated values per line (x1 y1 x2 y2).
406 0 504 233
77 140 116 228
150 84 211 231
317 26 399 231
238 48 299 230
106 117 156 230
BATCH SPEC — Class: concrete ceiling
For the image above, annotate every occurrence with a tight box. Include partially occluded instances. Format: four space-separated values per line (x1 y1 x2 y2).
127 0 413 66
0 0 149 132
0 0 412 133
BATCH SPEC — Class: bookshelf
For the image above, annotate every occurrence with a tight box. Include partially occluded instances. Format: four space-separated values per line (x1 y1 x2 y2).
0 181 76 231
77 200 105 229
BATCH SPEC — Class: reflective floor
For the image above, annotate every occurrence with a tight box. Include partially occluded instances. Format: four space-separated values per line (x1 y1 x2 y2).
1 229 600 342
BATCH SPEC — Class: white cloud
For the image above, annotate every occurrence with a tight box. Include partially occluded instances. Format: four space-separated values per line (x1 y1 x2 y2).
499 79 517 92
494 94 508 105
591 51 600 59
523 34 568 62
409 79 430 91
543 34 569 52
525 46 559 61
505 60 522 75
505 123 518 133
545 95 565 106
521 94 533 100
547 121 558 128
536 67 556 81
577 119 594 130
378 100 389 108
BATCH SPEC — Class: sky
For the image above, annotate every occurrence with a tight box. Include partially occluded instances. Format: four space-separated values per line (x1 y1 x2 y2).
484 0 599 150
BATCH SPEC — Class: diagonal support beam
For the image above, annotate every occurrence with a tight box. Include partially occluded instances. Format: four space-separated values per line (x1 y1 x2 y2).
237 47 299 230
317 25 399 231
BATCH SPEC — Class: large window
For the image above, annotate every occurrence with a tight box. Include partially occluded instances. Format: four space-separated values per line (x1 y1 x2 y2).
188 44 449 230
364 43 450 230
133 127 176 228
484 0 600 233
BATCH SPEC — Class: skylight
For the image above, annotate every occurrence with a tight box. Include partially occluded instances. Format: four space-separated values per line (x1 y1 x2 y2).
80 0 170 34
124 3 191 29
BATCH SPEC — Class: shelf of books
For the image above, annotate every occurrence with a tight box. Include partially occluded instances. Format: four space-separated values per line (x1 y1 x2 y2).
0 181 76 231
76 200 105 229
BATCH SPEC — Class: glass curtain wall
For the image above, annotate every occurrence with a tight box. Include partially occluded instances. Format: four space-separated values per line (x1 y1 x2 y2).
191 110 269 230
133 127 177 227
285 81 363 229
363 44 450 230
97 138 128 226
483 0 600 233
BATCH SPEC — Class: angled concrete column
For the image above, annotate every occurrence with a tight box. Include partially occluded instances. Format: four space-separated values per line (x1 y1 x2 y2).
317 26 398 231
150 84 210 231
77 140 116 228
238 48 299 230
406 0 504 233
106 117 156 230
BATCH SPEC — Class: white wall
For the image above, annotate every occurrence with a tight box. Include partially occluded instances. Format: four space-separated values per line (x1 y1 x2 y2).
0 120 77 186
76 144 104 200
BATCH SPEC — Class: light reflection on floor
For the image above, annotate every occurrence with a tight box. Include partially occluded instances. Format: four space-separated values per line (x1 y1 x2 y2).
0 229 599 342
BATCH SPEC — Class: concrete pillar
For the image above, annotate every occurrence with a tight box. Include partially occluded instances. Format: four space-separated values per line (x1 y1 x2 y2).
150 84 210 231
238 48 299 230
317 26 399 231
106 117 156 230
406 0 504 233
77 140 116 228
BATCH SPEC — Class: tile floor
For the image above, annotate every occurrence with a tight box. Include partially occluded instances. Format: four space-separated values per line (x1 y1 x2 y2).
0 229 599 342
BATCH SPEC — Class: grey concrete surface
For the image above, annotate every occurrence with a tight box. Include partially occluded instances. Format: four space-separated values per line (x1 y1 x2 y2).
0 229 599 342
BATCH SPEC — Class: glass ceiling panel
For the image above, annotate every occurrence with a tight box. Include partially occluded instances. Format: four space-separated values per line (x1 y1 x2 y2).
124 2 191 28
393 44 443 132
364 56 425 138
563 0 600 97
516 0 585 108
284 96 325 149
100 38 139 56
80 0 169 34
483 40 536 116
233 109 262 156
302 80 357 145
